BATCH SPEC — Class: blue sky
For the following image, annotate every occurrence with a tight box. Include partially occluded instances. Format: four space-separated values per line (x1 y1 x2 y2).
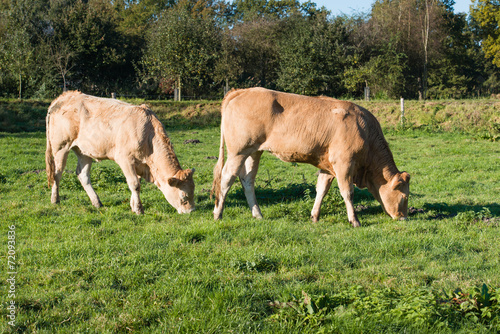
310 0 473 16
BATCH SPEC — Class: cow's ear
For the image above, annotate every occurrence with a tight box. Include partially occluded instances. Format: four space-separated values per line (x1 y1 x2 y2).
401 172 410 183
176 169 195 181
392 172 410 189
168 177 180 187
184 168 195 179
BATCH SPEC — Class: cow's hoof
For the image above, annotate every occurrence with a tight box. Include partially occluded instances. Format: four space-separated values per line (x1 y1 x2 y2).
132 206 144 215
214 212 222 220
351 221 361 228
311 215 319 223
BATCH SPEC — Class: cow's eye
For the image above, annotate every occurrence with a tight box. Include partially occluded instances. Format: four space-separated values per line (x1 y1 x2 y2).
181 195 189 205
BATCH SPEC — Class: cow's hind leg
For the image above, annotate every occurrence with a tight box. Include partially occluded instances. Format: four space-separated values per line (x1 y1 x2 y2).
334 165 361 227
51 148 70 204
75 152 102 208
213 154 249 220
239 151 263 219
116 158 143 214
311 170 335 222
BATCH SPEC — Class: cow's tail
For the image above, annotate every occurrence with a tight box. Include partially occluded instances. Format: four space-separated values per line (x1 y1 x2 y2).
45 109 55 188
210 126 225 206
211 89 242 205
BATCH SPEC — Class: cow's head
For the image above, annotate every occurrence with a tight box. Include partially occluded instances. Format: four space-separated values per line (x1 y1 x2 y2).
376 172 410 220
161 168 195 213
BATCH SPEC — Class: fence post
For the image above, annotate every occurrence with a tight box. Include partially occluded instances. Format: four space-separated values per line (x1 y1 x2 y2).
111 92 116 99
364 86 370 101
177 76 182 101
224 78 230 96
400 97 405 128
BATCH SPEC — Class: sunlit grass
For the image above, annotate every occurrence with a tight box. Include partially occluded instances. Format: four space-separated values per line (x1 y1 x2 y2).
0 122 499 332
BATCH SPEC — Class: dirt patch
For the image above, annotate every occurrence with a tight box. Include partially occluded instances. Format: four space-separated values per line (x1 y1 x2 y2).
183 139 201 144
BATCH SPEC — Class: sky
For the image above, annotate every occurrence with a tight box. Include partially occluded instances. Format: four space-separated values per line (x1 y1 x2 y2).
310 0 473 16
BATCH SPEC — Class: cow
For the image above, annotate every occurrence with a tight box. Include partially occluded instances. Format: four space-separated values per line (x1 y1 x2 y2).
45 91 195 214
211 88 410 227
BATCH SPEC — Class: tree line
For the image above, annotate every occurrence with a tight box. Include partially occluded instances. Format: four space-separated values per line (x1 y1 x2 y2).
0 0 498 100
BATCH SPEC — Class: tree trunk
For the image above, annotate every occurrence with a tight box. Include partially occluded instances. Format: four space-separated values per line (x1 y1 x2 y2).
18 73 22 100
421 0 431 100
62 73 67 92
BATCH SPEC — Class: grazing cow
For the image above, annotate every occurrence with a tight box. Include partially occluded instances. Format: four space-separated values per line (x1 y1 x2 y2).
211 88 410 227
46 91 195 214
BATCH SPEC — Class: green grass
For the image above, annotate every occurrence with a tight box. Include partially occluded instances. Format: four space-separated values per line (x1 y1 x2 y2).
0 110 499 332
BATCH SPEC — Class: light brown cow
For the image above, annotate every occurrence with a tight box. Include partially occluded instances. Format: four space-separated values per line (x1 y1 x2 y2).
46 91 195 214
211 88 410 227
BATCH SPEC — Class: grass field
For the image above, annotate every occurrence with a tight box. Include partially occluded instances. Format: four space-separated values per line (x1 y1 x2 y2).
0 99 499 333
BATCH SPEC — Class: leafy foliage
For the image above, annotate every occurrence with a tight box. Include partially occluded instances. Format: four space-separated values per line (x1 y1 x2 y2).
269 285 500 331
0 0 499 99
142 2 223 96
471 0 500 67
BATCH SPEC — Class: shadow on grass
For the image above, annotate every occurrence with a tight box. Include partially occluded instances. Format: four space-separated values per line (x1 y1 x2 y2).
0 131 46 139
197 181 385 219
420 202 499 221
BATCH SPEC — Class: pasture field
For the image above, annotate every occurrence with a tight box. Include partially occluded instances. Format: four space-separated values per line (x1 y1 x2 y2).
0 100 499 333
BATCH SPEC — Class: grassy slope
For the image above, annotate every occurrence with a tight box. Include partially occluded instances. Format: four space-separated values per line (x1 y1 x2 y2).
1 97 499 136
0 99 499 332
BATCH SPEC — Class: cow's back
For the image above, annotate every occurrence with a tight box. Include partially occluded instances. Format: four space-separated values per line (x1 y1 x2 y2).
221 88 374 166
47 92 156 161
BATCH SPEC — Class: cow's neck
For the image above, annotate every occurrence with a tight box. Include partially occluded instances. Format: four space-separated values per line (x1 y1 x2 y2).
368 142 400 187
149 136 183 185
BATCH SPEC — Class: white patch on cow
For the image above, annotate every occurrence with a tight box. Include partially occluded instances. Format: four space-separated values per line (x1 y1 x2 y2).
331 108 347 115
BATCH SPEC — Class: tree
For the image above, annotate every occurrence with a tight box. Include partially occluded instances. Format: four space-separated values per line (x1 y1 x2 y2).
426 10 487 98
47 38 74 92
366 0 447 99
214 29 243 94
0 9 34 99
231 0 320 21
0 0 41 98
142 2 223 98
471 0 500 67
57 0 129 94
0 27 33 99
229 18 283 88
276 13 349 96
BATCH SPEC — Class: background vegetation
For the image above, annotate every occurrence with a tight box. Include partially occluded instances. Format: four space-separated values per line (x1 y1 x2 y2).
0 98 499 332
0 0 499 100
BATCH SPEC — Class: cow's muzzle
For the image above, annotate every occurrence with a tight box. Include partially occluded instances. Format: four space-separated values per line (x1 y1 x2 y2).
178 206 195 214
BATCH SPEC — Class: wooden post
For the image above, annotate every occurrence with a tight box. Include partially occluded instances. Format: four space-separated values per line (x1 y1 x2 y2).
177 76 182 101
400 97 405 128
111 92 116 99
364 86 370 101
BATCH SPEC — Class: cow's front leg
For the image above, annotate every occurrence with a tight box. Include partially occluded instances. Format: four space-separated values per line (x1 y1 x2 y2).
117 159 144 214
213 154 248 220
75 153 103 208
334 165 361 227
311 170 334 222
239 151 263 219
337 177 360 227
